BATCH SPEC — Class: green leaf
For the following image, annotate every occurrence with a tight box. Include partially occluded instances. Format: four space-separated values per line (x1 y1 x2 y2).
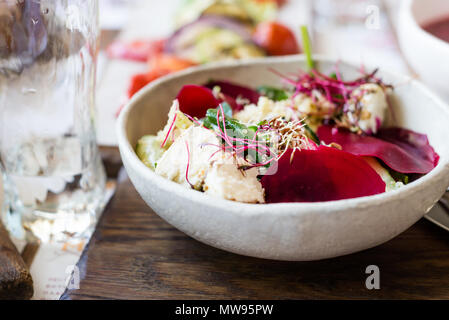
201 105 268 164
220 102 233 118
203 103 234 128
329 72 337 80
257 86 289 101
247 125 259 133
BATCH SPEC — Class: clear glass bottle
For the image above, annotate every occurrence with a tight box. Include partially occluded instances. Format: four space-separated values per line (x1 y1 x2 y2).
0 0 106 243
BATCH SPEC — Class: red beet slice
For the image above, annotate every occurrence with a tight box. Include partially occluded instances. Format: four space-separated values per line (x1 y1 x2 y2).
205 80 261 108
317 126 439 174
176 85 220 118
376 128 440 169
261 147 386 203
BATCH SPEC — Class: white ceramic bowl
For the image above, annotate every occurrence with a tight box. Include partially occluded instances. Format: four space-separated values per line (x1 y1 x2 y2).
117 56 449 261
398 0 449 100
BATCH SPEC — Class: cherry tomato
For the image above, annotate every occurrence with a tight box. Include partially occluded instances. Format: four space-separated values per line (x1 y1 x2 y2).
127 70 168 98
275 0 287 6
126 55 195 100
253 21 300 56
148 54 196 73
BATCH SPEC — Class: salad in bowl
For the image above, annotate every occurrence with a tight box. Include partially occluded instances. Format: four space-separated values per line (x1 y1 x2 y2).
135 57 439 204
117 53 449 260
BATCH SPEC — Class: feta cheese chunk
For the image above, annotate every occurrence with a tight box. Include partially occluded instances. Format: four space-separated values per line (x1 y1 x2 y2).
156 126 218 190
155 125 265 203
234 96 298 124
348 84 388 134
204 153 265 204
234 94 335 125
295 90 335 117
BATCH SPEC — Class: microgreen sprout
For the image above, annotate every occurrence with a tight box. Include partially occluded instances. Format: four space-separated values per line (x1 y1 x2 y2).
161 112 177 148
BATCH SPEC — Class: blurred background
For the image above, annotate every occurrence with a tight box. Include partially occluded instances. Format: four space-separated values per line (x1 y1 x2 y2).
96 0 417 146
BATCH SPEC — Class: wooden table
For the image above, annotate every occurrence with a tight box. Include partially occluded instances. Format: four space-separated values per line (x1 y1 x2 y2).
61 149 449 300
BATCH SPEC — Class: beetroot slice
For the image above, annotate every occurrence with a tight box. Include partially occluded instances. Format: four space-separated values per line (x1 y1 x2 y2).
376 128 440 170
205 80 261 110
261 147 386 203
317 126 439 174
176 85 220 118
221 93 240 112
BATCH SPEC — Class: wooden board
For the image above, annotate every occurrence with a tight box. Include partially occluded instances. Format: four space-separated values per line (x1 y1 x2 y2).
61 163 449 300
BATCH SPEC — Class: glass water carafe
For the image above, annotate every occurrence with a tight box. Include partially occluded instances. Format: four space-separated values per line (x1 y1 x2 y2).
0 0 106 242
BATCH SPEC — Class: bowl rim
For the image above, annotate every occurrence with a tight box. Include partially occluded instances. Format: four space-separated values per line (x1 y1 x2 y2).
117 55 449 216
400 0 449 52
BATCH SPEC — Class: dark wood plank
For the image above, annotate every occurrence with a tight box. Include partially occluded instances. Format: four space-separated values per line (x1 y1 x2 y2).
61 164 449 300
